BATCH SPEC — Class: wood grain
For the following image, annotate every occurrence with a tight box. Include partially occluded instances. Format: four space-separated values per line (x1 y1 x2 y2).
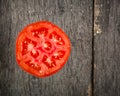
94 0 120 96
0 0 93 96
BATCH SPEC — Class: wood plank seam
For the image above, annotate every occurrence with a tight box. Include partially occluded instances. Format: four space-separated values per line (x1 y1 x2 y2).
92 0 95 96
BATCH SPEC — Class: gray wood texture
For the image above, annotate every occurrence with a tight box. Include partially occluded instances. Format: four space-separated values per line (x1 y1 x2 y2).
94 0 120 96
0 0 93 96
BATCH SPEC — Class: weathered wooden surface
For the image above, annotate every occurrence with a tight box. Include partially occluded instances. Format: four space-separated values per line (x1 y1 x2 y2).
94 0 120 96
0 0 93 96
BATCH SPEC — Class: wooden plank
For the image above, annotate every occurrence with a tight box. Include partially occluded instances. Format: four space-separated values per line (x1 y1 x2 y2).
0 0 13 96
0 0 93 96
94 0 120 96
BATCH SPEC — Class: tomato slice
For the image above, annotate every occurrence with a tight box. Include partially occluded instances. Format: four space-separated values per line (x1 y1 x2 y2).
16 21 71 77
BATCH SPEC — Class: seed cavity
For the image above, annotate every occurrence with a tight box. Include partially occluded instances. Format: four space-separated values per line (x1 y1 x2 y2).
25 60 41 71
42 55 56 68
52 50 65 60
30 50 39 58
43 41 52 51
49 31 65 45
22 38 37 55
32 27 48 38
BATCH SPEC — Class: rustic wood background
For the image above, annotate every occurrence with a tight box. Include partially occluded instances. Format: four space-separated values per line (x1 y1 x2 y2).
0 0 119 96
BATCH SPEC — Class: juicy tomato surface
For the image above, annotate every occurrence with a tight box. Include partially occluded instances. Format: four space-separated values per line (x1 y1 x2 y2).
16 21 71 77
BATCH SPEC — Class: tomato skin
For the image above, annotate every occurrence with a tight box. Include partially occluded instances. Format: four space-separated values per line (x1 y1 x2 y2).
16 21 71 78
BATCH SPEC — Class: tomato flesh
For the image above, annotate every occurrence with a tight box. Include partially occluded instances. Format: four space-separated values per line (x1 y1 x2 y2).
16 21 71 77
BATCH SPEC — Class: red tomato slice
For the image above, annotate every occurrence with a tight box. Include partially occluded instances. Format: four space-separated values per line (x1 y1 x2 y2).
16 21 71 77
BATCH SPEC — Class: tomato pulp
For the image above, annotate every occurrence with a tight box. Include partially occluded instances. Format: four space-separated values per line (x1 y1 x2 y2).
16 21 71 77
